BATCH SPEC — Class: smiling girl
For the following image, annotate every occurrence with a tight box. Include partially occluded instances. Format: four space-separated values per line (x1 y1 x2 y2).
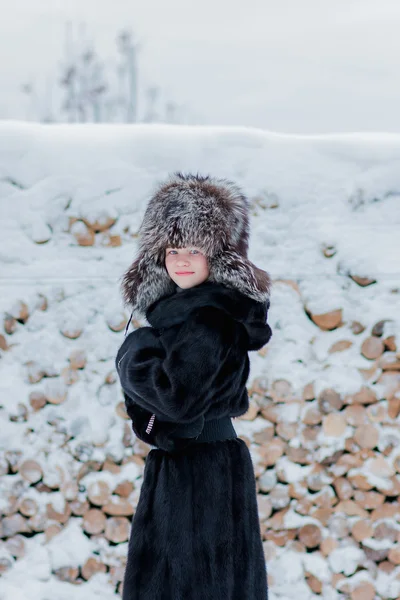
116 172 273 599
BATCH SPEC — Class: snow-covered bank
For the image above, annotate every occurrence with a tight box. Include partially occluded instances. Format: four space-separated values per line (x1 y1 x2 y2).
0 122 399 600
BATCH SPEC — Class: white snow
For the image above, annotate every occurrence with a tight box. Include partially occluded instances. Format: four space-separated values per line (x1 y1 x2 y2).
1 121 400 599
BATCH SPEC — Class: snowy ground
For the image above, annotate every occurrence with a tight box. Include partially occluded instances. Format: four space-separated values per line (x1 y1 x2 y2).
0 121 399 599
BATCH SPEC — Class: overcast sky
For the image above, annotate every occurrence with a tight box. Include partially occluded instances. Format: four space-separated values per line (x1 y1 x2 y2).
1 0 399 133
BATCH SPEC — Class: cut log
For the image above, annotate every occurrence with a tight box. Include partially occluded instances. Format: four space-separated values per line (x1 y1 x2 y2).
303 406 322 425
44 379 68 404
18 498 38 517
311 507 334 526
4 314 17 334
353 424 379 449
371 319 390 337
298 524 322 548
388 397 400 420
81 212 116 233
54 566 79 583
256 495 273 521
81 557 107 580
237 399 259 420
350 275 376 287
322 413 347 437
263 529 297 546
60 366 79 385
347 386 377 405
350 321 365 335
302 382 315 401
327 513 350 538
248 376 269 396
365 402 387 423
258 470 277 493
69 499 90 517
351 519 373 542
105 370 117 384
353 490 384 510
370 504 400 522
376 372 400 399
102 497 134 517
260 438 286 467
269 485 290 510
116 401 129 420
307 465 333 493
383 335 397 352
114 480 134 498
29 391 47 411
388 546 400 565
109 564 126 586
379 352 400 371
4 534 26 558
350 582 375 600
6 450 23 473
46 501 71 524
343 404 368 427
105 517 130 543
347 473 373 491
25 511 47 533
253 425 275 445
333 477 353 501
361 336 384 360
45 523 63 542
69 349 87 370
60 322 83 339
368 455 394 478
306 574 323 594
358 362 380 382
270 379 295 403
373 521 398 543
310 308 343 331
318 388 343 413
82 509 107 535
0 334 8 351
107 312 127 333
71 220 95 246
320 537 338 556
60 481 79 501
19 460 43 484
294 497 313 516
87 481 111 506
9 300 29 322
260 404 280 423
378 561 395 574
328 340 353 354
276 422 297 441
286 446 311 465
1 514 31 537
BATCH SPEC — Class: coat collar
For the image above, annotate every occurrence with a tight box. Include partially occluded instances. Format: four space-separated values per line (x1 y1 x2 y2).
145 280 272 351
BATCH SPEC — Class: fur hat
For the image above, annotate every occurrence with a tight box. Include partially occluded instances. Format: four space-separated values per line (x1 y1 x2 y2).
120 172 271 317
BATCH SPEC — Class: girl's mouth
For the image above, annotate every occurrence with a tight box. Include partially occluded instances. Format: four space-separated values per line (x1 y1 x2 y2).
176 272 194 275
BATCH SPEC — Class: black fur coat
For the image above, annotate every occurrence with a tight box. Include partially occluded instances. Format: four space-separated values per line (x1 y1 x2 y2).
115 280 272 599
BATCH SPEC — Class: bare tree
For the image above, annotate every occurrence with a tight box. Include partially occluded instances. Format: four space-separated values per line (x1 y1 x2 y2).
59 22 107 123
116 30 139 122
20 21 191 125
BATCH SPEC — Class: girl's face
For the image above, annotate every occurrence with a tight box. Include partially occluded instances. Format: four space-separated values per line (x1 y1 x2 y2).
165 246 209 289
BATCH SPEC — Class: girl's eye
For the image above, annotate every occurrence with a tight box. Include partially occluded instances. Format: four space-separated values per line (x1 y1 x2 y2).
167 249 199 255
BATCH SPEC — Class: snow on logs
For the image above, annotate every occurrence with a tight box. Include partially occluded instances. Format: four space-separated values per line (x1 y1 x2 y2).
1 292 400 596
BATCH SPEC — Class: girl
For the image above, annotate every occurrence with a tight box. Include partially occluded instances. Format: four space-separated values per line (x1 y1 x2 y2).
115 172 273 599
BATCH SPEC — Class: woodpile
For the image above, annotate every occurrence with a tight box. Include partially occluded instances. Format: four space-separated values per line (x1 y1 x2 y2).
1 281 399 598
239 320 400 597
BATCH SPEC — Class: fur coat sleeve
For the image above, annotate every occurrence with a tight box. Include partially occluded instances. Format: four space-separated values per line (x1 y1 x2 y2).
115 306 250 451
